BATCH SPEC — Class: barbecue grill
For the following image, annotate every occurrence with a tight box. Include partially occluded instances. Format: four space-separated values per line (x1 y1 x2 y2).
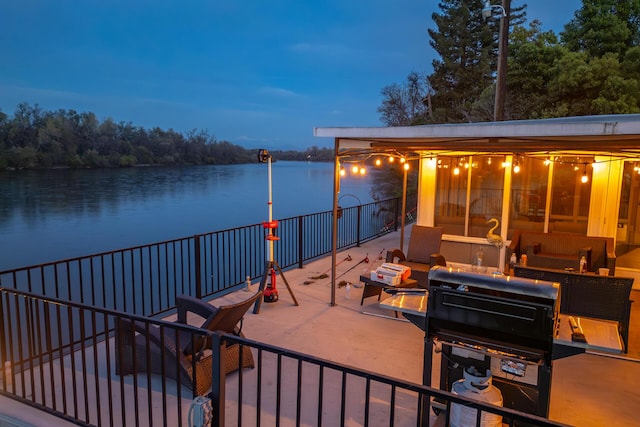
424 266 561 419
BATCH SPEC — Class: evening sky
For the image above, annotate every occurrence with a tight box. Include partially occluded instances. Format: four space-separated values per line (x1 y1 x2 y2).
1 0 583 149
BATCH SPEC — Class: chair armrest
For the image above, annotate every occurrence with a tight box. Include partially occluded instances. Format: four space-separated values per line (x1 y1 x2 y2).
606 248 617 273
386 249 406 263
578 247 592 257
508 230 521 252
116 318 185 375
176 294 219 324
119 318 182 355
430 253 446 267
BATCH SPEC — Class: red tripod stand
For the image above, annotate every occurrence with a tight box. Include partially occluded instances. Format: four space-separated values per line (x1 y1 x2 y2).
252 150 299 314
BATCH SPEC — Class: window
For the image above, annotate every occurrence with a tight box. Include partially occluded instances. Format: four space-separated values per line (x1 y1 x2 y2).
434 156 504 237
434 158 468 235
508 156 548 238
549 157 592 234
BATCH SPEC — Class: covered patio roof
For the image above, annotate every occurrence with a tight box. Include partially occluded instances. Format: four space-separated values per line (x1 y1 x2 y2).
315 114 640 306
314 114 640 157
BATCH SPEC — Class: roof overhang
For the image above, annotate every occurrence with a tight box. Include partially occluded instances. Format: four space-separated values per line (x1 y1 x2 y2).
314 114 640 158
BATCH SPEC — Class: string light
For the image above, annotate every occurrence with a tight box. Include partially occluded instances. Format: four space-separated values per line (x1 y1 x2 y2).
340 166 346 177
544 154 551 166
375 158 382 166
513 158 520 174
351 165 359 174
403 162 410 171
581 164 588 183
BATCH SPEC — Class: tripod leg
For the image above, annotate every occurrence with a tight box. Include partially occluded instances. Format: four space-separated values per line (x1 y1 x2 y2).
252 261 272 314
273 260 299 306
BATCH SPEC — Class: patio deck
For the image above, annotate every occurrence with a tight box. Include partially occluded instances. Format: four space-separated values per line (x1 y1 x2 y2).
1 227 639 426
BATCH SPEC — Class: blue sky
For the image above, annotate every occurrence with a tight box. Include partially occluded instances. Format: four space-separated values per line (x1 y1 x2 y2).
1 0 583 149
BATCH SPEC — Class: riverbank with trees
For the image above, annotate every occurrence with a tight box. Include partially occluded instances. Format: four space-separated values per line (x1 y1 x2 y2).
0 102 334 170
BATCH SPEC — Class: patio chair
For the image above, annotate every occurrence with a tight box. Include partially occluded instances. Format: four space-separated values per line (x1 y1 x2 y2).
115 290 262 396
386 225 445 289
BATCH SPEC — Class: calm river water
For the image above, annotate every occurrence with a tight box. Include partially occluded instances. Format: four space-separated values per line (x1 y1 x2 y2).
0 162 374 270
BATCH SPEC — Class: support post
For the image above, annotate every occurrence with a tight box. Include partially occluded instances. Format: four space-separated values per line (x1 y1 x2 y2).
194 234 202 298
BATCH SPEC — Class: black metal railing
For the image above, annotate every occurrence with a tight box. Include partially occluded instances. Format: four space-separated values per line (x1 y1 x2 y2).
213 333 568 427
0 287 216 427
0 288 567 427
0 195 415 318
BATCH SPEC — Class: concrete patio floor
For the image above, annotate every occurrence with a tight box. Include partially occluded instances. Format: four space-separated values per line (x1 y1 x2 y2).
230 226 640 427
1 226 638 426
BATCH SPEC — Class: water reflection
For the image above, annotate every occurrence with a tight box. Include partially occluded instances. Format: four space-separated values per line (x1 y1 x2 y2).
0 162 374 269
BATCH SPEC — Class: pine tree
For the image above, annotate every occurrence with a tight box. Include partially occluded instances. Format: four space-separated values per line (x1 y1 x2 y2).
427 0 526 122
427 0 494 122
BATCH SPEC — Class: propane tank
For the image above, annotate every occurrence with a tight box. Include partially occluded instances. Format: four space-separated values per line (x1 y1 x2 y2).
450 366 503 427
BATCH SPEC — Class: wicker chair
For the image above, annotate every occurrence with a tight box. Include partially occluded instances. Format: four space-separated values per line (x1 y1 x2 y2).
386 225 445 289
115 291 261 396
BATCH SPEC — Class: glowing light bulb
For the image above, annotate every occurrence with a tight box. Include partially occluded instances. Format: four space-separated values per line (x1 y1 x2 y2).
403 163 410 171
340 167 346 177
351 165 359 174
359 166 366 175
375 158 382 166
453 166 460 175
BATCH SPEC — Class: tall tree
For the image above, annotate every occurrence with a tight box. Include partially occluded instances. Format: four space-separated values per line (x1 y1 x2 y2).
561 0 640 58
545 51 640 116
426 0 526 122
427 0 495 122
504 21 567 119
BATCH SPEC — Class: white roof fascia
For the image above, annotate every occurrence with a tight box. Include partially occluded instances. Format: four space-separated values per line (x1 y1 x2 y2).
314 114 640 140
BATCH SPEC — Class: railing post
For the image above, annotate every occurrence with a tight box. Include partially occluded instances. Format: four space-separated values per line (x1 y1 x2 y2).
356 205 362 247
394 197 400 232
209 332 225 427
298 215 304 268
194 234 202 298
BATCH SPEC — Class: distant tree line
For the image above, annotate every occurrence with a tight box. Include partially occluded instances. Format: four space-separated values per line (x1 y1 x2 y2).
0 103 334 170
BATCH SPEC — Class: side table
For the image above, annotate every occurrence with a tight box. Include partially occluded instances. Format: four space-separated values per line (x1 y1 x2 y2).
359 275 419 306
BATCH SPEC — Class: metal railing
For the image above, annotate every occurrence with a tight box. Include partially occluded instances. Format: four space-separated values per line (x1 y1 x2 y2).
213 333 568 427
0 195 415 318
0 287 211 426
0 288 567 427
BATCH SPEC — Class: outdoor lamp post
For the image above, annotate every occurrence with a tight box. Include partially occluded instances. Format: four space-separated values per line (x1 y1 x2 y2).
482 0 508 121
